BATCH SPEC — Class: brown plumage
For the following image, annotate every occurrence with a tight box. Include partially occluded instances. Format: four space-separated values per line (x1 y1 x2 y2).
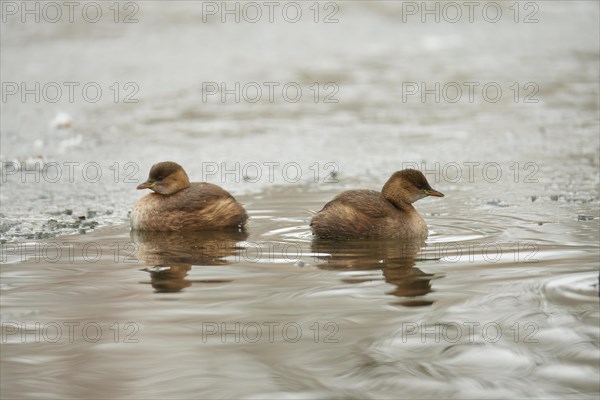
130 161 247 232
310 169 444 239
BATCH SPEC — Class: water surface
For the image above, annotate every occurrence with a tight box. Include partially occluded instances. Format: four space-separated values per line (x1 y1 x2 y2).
2 187 598 399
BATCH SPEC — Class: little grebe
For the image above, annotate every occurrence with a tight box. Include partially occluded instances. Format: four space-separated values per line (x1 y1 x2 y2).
130 161 247 231
310 169 444 239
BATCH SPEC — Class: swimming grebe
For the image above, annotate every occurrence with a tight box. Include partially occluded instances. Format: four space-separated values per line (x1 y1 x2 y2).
130 161 247 231
310 169 444 239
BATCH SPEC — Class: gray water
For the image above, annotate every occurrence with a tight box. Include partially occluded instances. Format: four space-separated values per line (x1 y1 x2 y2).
1 1 599 399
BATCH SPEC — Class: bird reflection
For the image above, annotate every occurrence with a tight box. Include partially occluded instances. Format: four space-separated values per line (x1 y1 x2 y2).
139 264 192 292
131 230 248 293
311 238 435 306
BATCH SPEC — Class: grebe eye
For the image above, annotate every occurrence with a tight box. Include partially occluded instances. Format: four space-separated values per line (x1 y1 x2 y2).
157 176 163 180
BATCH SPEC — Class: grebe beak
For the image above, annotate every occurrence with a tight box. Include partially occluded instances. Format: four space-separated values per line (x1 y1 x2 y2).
137 180 155 190
424 189 444 197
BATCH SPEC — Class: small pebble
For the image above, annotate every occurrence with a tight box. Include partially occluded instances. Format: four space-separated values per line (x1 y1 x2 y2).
486 200 509 208
295 261 305 268
550 195 559 201
577 215 594 221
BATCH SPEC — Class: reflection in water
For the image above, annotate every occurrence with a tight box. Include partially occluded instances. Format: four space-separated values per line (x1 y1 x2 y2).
312 238 435 306
140 264 192 292
131 230 248 293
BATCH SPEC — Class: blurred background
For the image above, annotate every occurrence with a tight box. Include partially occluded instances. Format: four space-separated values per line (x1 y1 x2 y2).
1 0 598 240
